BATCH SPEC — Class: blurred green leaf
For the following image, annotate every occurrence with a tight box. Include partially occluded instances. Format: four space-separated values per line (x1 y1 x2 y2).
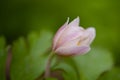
0 37 6 80
53 57 79 80
98 67 120 80
73 47 114 80
10 30 53 80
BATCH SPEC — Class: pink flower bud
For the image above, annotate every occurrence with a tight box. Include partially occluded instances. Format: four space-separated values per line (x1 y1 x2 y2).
52 17 96 56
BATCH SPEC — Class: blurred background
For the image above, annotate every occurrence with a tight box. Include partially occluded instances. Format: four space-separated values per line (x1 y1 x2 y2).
1 0 119 64
0 0 120 80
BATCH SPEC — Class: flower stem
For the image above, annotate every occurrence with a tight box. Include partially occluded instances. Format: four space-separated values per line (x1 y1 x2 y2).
45 51 54 78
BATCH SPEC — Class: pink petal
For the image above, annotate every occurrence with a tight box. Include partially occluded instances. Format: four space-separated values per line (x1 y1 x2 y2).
52 18 69 50
68 17 80 27
80 27 96 45
86 27 96 44
55 36 90 56
55 45 90 56
56 26 84 48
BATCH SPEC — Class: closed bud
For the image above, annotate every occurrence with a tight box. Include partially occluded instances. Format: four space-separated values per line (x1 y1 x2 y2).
52 17 96 56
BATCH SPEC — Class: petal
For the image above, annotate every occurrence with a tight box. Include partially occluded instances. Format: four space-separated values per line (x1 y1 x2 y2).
57 22 85 47
86 27 96 44
55 36 90 56
53 18 69 50
56 18 84 48
55 45 90 56
56 26 84 48
68 17 80 27
80 27 96 45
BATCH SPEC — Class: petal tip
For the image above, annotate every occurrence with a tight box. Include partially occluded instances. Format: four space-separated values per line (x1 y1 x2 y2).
68 17 80 27
86 27 96 34
65 17 70 24
86 27 96 44
76 16 80 20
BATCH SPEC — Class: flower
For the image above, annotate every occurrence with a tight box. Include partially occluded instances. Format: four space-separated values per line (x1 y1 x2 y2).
52 17 96 56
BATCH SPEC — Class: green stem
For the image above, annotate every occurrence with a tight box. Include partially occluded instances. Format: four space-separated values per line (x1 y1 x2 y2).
45 51 54 78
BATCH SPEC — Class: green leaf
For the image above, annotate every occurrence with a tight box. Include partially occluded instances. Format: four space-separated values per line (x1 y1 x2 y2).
10 30 53 80
98 67 120 80
53 57 79 80
0 37 7 80
73 47 114 80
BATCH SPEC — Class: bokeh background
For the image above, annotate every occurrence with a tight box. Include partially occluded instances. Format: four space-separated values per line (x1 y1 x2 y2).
0 0 120 80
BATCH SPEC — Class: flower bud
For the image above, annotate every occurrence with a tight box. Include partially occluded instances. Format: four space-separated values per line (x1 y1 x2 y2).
52 17 96 56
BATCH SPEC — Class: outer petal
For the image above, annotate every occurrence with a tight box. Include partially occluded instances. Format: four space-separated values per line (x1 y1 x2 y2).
53 18 69 50
55 36 90 56
56 17 84 48
55 45 90 56
68 17 80 27
54 17 83 50
79 27 96 45
86 27 96 44
56 26 84 48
